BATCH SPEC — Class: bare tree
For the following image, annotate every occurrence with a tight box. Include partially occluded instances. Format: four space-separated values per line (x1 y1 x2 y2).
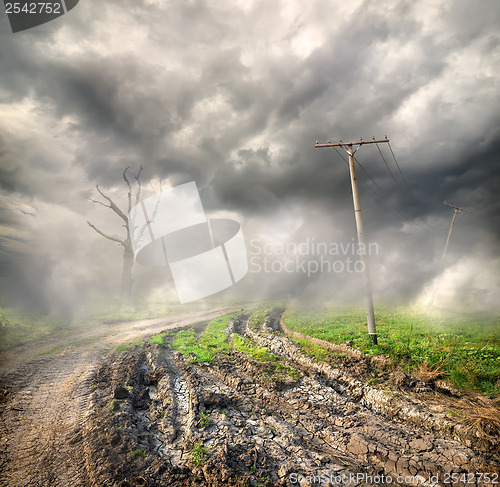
87 166 143 303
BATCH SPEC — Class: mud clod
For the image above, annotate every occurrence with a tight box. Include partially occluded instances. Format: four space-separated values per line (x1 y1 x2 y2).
114 386 130 399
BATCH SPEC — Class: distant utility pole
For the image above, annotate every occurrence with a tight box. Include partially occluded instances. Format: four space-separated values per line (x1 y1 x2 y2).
315 137 389 345
428 201 473 308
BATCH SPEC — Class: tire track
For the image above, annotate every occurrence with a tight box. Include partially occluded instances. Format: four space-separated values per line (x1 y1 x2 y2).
0 309 232 487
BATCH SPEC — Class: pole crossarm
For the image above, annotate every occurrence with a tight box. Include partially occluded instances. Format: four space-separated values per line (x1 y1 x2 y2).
315 138 389 149
443 201 473 214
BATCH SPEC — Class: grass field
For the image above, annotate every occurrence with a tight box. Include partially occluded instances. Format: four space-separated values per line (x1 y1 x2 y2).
0 307 69 351
169 312 285 366
0 300 221 351
282 306 500 396
169 313 237 363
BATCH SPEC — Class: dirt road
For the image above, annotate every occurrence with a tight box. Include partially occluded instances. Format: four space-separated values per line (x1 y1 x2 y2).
0 308 232 487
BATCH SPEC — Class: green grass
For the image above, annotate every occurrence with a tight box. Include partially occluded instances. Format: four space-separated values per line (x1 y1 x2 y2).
247 307 274 330
230 334 275 362
232 334 301 380
283 306 500 396
0 307 69 351
149 331 172 346
0 300 231 351
197 411 212 427
171 312 301 381
191 442 210 465
0 302 166 352
82 300 209 327
172 313 237 363
291 337 337 362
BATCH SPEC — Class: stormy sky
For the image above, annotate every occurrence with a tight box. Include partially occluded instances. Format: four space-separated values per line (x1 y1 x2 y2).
0 0 499 315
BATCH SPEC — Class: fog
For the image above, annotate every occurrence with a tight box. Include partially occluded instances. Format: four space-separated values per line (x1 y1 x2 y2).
1 0 499 318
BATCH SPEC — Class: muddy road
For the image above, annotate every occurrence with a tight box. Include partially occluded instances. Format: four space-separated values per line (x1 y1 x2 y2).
0 310 498 487
0 308 233 487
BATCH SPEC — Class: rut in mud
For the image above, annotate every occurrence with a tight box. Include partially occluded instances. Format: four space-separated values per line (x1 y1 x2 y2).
0 310 498 487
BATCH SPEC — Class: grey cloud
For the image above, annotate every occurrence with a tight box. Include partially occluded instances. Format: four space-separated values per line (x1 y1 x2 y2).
0 0 498 313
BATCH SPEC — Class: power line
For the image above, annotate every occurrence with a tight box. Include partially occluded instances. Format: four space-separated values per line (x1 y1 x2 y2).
375 140 406 197
354 155 392 202
327 138 459 238
331 145 422 229
355 155 424 230
380 139 448 233
427 201 473 308
387 140 412 194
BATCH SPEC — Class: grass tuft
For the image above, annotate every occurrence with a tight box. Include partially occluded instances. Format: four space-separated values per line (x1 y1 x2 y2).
197 411 212 427
170 313 301 381
172 313 237 363
149 331 171 346
191 442 210 465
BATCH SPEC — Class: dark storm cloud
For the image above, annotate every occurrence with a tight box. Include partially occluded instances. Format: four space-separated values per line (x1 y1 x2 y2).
0 0 499 312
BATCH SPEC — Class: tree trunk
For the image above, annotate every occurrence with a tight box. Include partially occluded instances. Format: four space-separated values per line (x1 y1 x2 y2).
121 242 134 304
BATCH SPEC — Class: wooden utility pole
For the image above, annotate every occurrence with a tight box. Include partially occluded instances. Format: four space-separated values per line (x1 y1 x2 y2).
315 138 389 344
428 201 473 308
440 201 473 262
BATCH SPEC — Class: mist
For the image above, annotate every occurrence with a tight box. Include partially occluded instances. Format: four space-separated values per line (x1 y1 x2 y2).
1 0 499 318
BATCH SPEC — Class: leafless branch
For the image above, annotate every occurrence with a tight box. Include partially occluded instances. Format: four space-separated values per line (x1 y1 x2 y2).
87 221 125 245
87 197 110 209
123 167 132 214
95 184 128 224
135 165 144 205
